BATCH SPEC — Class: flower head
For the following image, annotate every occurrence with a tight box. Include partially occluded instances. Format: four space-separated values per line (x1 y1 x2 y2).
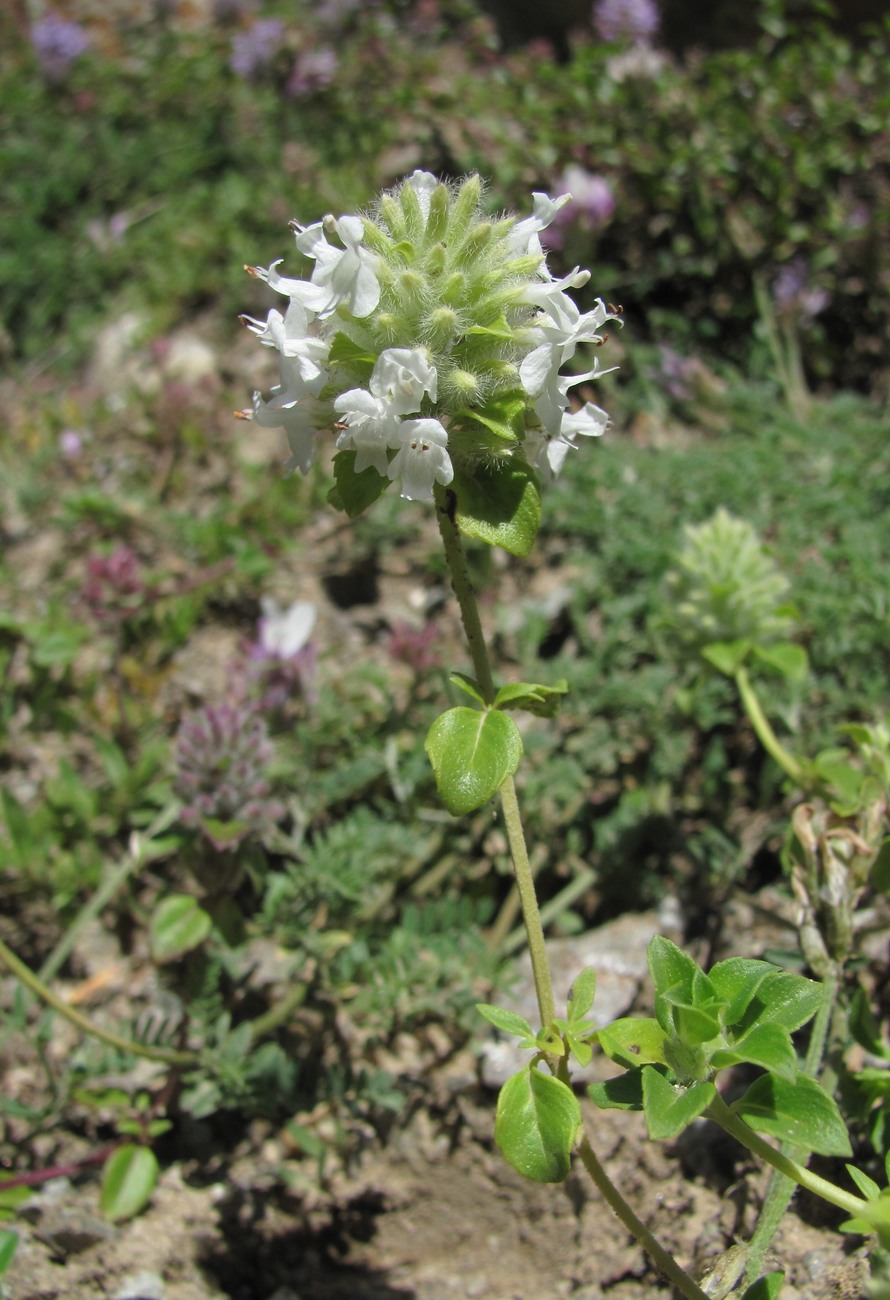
230 18 283 79
80 546 146 628
174 699 285 848
239 171 618 529
593 0 659 44
31 14 90 82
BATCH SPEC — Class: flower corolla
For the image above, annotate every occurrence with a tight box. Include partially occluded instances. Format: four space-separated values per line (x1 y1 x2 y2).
239 171 618 519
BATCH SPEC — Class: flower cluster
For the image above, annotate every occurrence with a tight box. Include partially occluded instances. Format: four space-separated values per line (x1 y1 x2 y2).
31 13 90 82
80 546 146 628
592 0 659 45
239 171 617 506
173 699 285 849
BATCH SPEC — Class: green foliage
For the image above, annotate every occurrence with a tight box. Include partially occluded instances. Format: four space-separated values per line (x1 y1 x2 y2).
425 706 523 815
100 1145 159 1223
494 1065 581 1183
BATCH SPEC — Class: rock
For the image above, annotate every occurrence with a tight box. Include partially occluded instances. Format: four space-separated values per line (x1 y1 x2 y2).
478 903 682 1088
114 1270 166 1299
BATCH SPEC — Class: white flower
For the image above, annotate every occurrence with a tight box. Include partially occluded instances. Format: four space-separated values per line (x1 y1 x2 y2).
334 388 402 475
370 347 438 411
508 191 572 258
258 597 316 658
248 390 319 474
293 214 380 318
241 307 330 395
526 402 609 480
404 169 440 219
388 419 453 501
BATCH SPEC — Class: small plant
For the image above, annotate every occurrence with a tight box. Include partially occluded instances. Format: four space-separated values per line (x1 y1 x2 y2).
230 171 890 1296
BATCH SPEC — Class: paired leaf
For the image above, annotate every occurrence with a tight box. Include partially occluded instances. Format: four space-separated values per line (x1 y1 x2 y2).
425 706 523 815
493 679 569 718
701 638 751 676
328 450 390 518
642 1067 716 1140
596 1017 668 1069
149 894 212 963
477 1003 534 1041
732 1074 852 1156
495 1066 581 1183
753 642 809 682
100 1145 159 1222
450 460 541 557
711 1022 798 1081
567 967 598 1021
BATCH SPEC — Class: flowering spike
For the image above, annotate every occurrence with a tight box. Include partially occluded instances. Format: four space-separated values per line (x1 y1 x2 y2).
241 172 615 523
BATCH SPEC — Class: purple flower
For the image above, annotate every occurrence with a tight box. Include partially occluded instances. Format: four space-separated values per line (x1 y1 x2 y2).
246 598 317 711
31 13 90 82
285 46 338 98
387 621 442 673
80 546 146 627
544 167 615 249
230 18 284 80
173 699 285 849
772 259 829 324
593 0 659 44
60 429 84 460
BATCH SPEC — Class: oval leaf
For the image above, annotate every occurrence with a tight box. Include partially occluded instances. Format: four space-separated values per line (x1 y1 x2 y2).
642 1066 716 1140
495 1066 581 1183
425 707 523 815
477 1002 535 1040
100 1145 159 1222
451 461 542 557
732 1074 853 1157
150 894 212 963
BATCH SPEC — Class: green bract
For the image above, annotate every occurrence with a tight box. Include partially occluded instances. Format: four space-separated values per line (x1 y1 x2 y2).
242 170 617 543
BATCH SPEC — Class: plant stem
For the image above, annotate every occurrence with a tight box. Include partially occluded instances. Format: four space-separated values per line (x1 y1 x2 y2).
705 1091 865 1219
742 969 839 1285
434 488 707 1299
434 486 495 704
39 803 181 985
735 665 806 787
577 1136 710 1300
0 935 198 1068
499 774 556 1029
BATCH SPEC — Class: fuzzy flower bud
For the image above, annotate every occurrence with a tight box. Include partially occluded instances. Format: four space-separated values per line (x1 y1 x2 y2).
240 171 618 518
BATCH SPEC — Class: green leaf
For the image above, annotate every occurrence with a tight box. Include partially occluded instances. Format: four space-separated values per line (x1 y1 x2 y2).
451 459 541 557
596 1017 668 1069
567 967 598 1021
0 1229 18 1278
711 1022 798 1081
495 1066 581 1183
328 450 390 518
425 707 523 815
493 679 569 718
588 1066 647 1111
149 894 212 963
732 1074 853 1156
738 969 823 1035
753 642 809 681
741 1272 785 1300
642 1066 716 1139
846 1163 881 1201
701 638 752 676
100 1145 158 1222
449 672 486 705
477 1003 535 1041
327 331 376 370
648 936 699 1010
31 626 89 668
871 838 890 892
708 957 776 1025
455 391 527 443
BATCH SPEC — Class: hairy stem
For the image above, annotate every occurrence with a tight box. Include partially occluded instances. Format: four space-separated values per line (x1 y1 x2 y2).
743 969 839 1285
434 485 706 1298
735 664 807 787
705 1091 865 1219
577 1136 709 1300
